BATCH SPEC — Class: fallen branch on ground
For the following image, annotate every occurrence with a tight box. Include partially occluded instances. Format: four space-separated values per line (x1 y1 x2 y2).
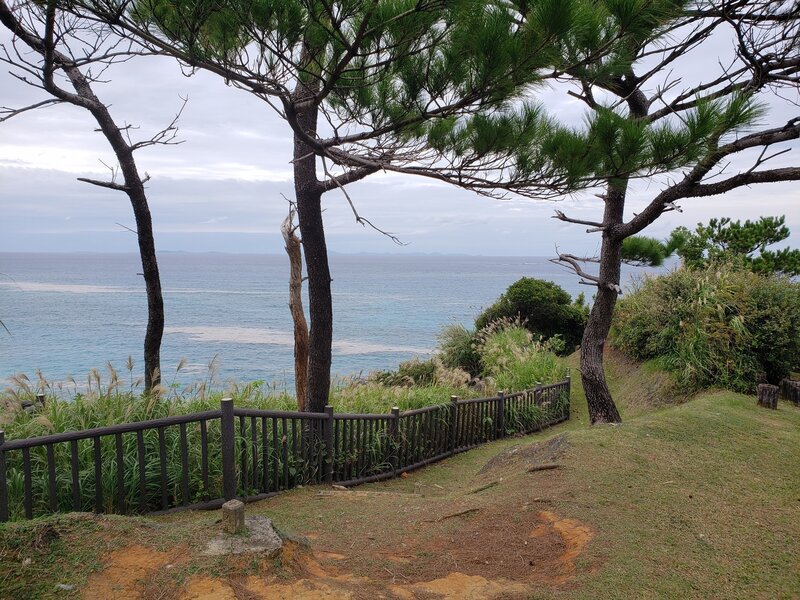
527 463 562 473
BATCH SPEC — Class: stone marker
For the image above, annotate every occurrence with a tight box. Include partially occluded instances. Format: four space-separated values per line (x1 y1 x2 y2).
222 499 245 534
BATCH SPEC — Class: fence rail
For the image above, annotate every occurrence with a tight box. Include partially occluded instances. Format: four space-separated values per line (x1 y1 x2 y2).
0 376 570 522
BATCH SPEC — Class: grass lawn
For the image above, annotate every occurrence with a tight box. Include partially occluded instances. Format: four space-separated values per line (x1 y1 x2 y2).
2 356 798 599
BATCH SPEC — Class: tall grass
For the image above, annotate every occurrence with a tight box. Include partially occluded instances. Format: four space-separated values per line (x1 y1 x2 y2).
476 318 566 391
611 265 800 391
1 329 569 520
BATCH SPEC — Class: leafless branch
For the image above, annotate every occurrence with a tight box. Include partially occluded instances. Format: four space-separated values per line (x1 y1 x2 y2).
115 221 137 234
0 98 62 122
321 157 405 245
552 209 605 230
77 176 126 190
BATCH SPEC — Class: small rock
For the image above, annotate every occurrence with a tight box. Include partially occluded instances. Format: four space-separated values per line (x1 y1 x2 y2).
55 583 75 591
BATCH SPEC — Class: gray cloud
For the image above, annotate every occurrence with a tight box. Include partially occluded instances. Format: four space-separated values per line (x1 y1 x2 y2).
1 23 798 258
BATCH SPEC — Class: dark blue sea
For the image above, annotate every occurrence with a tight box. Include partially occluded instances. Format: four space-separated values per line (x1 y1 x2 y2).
0 253 666 390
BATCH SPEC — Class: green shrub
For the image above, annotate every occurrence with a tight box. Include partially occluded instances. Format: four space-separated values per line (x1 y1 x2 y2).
371 358 437 387
611 265 800 392
437 323 482 375
475 278 587 353
477 320 565 391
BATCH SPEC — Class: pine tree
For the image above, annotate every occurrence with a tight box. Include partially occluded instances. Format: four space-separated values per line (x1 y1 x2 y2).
66 0 624 410
535 0 800 422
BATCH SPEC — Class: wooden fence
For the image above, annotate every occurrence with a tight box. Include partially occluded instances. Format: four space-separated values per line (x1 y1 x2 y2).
0 378 570 522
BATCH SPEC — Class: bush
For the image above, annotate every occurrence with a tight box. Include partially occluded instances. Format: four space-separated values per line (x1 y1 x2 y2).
477 319 565 391
611 265 800 392
475 278 587 352
371 358 438 387
437 323 482 376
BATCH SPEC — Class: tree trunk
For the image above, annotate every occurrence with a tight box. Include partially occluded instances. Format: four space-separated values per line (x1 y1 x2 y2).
294 180 332 413
579 185 625 424
281 209 309 410
129 190 164 392
579 88 650 424
290 83 332 412
74 81 164 392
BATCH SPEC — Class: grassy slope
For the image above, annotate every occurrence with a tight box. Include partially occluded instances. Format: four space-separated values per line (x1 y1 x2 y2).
1 354 799 599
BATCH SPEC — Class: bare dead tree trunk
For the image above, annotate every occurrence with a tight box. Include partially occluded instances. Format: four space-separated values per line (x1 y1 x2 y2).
0 2 164 391
281 207 309 411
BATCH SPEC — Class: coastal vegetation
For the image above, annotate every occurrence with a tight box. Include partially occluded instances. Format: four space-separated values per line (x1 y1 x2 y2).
673 215 800 276
475 278 588 353
2 1 797 424
542 2 800 423
0 317 568 520
1 352 798 598
438 278 586 381
611 263 800 393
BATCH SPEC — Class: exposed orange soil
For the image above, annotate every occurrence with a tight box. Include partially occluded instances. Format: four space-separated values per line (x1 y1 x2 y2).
84 506 594 599
81 435 598 599
84 544 177 600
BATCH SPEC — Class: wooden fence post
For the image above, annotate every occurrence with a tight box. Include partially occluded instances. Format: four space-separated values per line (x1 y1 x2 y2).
323 405 334 485
0 430 7 522
566 369 571 398
389 407 400 473
496 391 505 439
449 396 459 454
221 397 237 501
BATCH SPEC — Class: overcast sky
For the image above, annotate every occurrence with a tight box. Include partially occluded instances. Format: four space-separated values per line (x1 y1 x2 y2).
1 21 798 257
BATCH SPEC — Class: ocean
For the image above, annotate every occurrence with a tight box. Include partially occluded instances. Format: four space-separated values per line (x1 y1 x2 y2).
0 253 666 390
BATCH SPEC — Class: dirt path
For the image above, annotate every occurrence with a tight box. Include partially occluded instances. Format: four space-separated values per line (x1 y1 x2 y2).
85 507 594 599
78 435 599 599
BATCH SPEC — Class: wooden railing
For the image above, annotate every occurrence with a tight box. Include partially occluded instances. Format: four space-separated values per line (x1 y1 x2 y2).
0 376 570 522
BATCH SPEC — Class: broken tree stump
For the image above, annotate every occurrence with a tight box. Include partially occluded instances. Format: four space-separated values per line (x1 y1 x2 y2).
780 379 800 406
222 499 246 534
756 384 779 410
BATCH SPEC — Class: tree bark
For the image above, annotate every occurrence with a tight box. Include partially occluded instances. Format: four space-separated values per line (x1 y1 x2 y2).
579 184 625 424
290 76 332 411
281 209 309 411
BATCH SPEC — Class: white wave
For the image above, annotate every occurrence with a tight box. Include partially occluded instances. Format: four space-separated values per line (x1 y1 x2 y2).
164 325 431 355
165 326 295 346
334 340 431 356
0 281 138 294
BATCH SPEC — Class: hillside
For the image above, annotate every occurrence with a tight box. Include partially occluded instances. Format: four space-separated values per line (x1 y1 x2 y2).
1 353 799 599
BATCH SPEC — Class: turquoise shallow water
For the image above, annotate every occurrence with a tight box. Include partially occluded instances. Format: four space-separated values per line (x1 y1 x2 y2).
0 252 666 390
